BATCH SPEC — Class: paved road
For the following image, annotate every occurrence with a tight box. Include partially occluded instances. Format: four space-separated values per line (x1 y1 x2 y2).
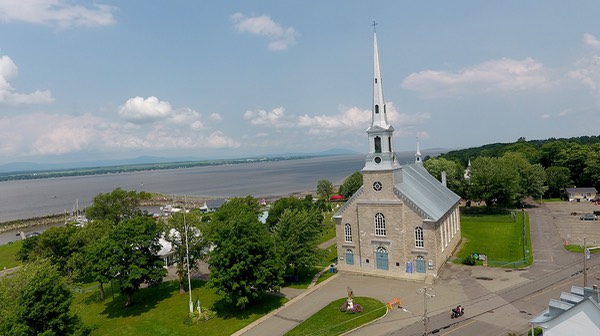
236 201 600 336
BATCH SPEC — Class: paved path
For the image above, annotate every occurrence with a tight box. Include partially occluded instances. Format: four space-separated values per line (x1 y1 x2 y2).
236 201 600 336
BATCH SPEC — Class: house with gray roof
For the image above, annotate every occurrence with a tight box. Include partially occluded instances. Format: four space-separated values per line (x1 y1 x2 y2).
529 285 600 335
199 199 227 213
565 187 598 202
332 29 461 282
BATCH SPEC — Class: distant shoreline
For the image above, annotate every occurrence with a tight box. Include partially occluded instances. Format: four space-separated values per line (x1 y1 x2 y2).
0 154 351 183
0 189 318 234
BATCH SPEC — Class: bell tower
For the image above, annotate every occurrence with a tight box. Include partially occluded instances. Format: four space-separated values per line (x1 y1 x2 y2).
364 23 400 172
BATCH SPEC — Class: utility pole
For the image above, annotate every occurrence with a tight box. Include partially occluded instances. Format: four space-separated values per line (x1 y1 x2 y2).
183 196 193 313
584 235 588 287
417 287 435 335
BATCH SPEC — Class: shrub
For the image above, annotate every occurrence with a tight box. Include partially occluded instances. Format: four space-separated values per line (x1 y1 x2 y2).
462 255 476 266
340 302 363 313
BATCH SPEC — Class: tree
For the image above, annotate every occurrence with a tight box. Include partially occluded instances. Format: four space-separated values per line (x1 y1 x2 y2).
83 220 115 301
423 157 467 197
16 224 88 280
339 171 363 198
86 188 151 225
0 259 91 336
316 179 334 200
553 143 592 187
503 141 541 164
467 157 520 207
86 235 114 301
104 216 166 306
16 234 39 263
273 208 323 276
207 197 284 309
164 211 208 293
502 152 547 205
545 166 572 199
265 196 313 230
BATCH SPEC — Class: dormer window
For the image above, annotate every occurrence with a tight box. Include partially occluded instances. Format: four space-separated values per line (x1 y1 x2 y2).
375 78 378 84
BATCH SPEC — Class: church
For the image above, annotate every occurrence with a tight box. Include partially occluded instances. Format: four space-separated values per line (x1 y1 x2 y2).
333 29 461 283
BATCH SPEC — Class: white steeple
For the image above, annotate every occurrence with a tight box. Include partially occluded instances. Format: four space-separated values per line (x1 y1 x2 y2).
363 22 400 172
372 27 389 129
415 138 422 164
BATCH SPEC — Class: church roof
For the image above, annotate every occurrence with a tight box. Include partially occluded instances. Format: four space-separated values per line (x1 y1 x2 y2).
394 163 460 222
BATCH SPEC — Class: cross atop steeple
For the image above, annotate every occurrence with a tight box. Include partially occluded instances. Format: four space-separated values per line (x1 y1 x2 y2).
372 20 377 33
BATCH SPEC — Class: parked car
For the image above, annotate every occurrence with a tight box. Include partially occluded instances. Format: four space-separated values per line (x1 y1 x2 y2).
580 213 598 221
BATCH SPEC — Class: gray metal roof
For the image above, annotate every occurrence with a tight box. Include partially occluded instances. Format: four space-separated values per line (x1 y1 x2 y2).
530 286 600 327
394 163 461 222
566 187 598 194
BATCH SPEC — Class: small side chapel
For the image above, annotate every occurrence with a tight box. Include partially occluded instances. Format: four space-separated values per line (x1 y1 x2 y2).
333 29 461 282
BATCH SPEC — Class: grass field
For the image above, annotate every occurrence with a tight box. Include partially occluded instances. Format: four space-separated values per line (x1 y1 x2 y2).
73 280 286 336
284 297 386 336
0 240 21 269
456 208 532 266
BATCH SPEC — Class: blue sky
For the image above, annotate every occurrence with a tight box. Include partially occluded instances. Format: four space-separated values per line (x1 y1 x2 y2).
0 1 599 165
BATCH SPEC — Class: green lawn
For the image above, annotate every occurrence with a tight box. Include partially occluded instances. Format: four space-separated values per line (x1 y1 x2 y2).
320 210 336 243
284 297 386 336
457 208 532 267
73 280 286 336
0 240 22 269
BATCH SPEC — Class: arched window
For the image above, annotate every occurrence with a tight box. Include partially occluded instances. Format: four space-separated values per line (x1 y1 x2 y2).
415 227 424 248
374 136 382 153
375 104 379 114
388 136 392 152
375 213 386 236
344 223 352 243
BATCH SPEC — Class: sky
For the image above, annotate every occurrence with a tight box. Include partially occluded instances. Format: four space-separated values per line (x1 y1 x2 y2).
1 1 600 165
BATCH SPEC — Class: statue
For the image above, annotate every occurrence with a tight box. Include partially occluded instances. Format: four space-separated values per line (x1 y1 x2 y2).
346 287 354 310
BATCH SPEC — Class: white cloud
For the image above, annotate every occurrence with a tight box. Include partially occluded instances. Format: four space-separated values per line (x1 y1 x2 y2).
0 0 116 28
243 107 289 126
119 96 173 122
558 108 575 117
584 33 600 49
0 105 240 158
0 112 101 155
297 106 369 129
402 58 550 98
230 13 298 51
297 103 429 132
0 55 54 105
568 55 600 105
209 113 223 122
242 102 429 139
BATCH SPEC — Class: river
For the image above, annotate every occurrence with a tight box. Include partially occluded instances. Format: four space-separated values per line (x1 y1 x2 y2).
0 152 426 244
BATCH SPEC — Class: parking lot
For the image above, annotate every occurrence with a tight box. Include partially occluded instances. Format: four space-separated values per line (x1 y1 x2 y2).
545 200 600 248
